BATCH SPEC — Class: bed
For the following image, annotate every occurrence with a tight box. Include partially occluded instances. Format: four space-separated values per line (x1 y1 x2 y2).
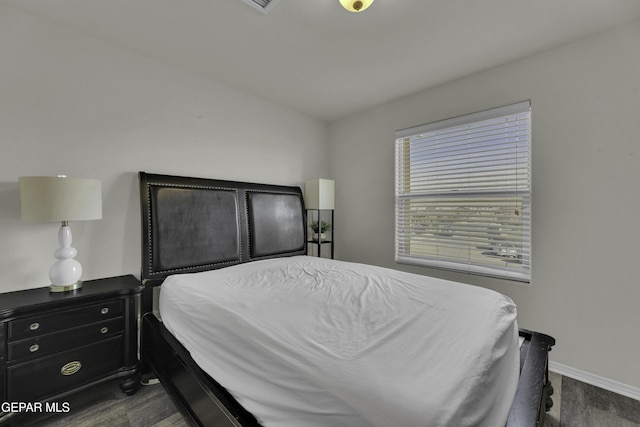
138 172 555 427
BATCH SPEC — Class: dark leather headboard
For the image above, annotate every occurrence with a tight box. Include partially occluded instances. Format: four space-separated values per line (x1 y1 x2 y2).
139 172 306 285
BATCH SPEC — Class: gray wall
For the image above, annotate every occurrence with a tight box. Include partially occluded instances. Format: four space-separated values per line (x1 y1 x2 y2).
328 21 640 391
0 5 328 292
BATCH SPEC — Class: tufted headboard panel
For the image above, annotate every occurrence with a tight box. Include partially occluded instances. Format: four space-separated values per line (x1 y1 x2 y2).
139 172 307 286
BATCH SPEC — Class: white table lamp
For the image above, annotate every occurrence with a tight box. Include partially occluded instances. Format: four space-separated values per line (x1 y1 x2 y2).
19 176 102 292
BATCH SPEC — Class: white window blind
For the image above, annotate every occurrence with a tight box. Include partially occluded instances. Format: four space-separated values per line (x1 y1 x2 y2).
395 101 531 282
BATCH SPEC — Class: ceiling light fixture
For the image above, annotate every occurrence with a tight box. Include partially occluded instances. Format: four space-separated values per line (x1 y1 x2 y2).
339 0 374 12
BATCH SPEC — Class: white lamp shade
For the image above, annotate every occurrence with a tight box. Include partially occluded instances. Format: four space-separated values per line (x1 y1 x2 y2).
305 179 335 210
19 176 102 222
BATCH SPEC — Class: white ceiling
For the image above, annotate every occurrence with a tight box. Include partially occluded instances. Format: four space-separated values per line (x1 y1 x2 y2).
4 0 640 121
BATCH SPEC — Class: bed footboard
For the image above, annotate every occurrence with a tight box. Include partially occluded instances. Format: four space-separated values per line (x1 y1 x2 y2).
507 329 556 426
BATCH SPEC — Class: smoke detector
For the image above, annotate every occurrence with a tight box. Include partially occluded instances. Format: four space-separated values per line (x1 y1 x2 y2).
241 0 281 14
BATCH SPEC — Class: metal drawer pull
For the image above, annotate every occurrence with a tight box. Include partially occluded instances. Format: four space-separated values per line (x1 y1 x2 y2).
30 322 40 331
30 344 40 353
101 307 109 315
61 361 82 376
100 327 109 334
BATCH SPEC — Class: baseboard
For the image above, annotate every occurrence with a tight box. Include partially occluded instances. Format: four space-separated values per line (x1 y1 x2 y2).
550 361 640 401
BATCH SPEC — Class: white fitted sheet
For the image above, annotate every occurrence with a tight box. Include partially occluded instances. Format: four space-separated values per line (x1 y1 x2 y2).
159 256 519 427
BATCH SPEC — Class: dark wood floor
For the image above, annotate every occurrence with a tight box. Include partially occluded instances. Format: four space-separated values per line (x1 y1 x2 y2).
545 371 640 427
0 378 186 427
2 372 639 426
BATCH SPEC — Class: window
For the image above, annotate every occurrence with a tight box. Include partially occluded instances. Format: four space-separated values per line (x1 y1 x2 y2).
395 101 531 282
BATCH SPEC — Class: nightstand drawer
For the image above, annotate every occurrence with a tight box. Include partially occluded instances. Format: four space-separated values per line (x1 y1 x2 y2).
7 317 123 363
7 335 124 402
8 300 123 340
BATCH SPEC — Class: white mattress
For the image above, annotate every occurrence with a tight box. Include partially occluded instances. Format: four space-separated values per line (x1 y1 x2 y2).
159 256 519 427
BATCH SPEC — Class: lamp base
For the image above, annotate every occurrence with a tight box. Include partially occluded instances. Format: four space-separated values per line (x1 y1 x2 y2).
50 280 83 293
49 223 83 293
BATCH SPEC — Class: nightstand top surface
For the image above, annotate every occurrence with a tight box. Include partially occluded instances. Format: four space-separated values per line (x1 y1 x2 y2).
0 275 142 319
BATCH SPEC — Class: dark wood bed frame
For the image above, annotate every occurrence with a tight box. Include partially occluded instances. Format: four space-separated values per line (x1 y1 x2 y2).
138 172 555 427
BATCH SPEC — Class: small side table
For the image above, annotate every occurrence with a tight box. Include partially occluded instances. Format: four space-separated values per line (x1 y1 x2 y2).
307 209 334 259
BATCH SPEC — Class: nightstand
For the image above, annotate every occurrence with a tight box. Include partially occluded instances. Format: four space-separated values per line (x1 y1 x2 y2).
307 209 334 259
0 275 142 406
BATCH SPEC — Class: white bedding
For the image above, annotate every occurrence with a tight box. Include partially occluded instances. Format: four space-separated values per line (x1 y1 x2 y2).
159 256 519 427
